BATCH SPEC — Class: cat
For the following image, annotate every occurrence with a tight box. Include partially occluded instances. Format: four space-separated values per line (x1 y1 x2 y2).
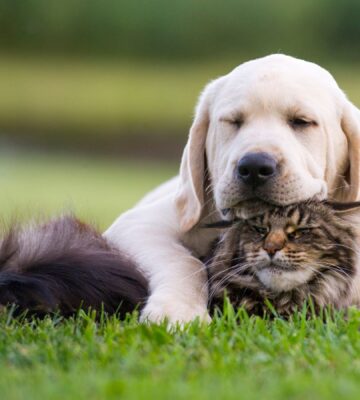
206 201 360 316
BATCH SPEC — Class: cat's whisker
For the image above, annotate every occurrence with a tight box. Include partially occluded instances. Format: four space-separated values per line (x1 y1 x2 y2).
207 262 255 302
205 256 245 270
208 261 253 286
208 272 245 306
313 262 353 280
206 200 359 315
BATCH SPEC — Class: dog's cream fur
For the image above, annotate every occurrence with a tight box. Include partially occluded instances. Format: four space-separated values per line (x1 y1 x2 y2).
104 54 360 323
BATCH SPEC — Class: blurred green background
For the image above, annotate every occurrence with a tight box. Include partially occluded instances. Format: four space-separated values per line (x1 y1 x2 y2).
0 0 360 227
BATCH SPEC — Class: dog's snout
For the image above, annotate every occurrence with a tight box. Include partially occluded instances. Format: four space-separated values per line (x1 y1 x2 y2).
237 152 277 187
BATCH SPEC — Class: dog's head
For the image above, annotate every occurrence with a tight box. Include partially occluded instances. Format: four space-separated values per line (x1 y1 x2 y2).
175 54 360 232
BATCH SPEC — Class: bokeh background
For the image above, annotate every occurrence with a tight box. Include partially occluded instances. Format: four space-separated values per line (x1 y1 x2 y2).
0 0 359 228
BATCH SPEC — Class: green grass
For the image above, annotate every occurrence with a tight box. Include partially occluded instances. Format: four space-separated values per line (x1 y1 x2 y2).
2 305 360 400
1 54 360 139
1 151 360 399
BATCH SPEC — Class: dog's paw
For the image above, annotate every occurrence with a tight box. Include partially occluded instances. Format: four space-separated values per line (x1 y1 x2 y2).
140 293 211 326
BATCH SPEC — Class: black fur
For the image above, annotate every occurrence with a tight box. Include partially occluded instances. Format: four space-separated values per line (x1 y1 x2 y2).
0 216 148 317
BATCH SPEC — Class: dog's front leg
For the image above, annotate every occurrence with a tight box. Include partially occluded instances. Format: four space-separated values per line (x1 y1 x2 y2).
104 198 211 325
139 253 210 325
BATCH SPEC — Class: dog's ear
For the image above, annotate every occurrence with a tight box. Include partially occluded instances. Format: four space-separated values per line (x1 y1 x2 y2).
341 100 360 201
175 78 224 232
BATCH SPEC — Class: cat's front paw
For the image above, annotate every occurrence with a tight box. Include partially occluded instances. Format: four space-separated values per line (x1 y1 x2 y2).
140 293 211 325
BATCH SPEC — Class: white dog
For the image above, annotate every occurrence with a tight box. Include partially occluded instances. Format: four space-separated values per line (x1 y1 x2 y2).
104 54 360 324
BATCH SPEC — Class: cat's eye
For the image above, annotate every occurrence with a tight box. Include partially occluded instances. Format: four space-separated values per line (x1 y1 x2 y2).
287 228 311 240
251 225 268 235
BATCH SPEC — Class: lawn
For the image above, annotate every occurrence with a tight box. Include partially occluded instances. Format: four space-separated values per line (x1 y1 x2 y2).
2 304 360 399
1 151 360 399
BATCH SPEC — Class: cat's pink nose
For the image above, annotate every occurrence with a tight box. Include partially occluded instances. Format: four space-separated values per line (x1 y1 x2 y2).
263 232 285 256
264 246 280 257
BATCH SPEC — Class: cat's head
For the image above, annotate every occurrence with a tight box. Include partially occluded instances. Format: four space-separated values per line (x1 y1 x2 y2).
217 201 360 293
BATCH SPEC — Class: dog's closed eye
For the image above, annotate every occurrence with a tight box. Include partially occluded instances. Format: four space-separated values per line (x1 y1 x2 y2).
288 117 317 129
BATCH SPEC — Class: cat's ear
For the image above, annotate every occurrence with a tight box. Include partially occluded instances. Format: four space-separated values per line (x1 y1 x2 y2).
326 201 360 225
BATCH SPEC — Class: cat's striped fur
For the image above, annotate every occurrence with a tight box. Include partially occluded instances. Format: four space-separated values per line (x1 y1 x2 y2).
207 201 360 316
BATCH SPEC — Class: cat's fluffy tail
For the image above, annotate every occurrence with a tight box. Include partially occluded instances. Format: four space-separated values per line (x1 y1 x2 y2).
0 215 148 317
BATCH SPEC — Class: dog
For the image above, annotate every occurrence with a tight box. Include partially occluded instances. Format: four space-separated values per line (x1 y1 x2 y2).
104 54 360 324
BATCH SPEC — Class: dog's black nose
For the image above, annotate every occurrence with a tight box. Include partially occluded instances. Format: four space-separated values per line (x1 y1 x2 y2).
237 152 277 187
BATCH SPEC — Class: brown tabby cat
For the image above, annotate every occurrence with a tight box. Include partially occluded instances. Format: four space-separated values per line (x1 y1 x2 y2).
206 201 360 316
